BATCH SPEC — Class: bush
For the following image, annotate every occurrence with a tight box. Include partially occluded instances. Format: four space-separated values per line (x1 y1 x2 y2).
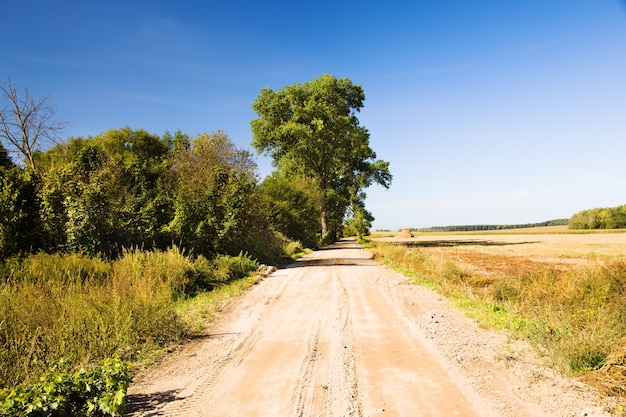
0 357 129 417
212 253 258 282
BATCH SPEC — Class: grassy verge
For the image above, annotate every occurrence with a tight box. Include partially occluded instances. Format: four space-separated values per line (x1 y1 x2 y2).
366 239 626 400
0 248 260 391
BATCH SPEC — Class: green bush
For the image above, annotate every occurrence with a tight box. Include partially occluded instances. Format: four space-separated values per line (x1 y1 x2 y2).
0 357 129 417
569 204 626 229
212 253 258 282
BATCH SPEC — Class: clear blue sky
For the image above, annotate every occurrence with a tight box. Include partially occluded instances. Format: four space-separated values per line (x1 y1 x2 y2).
2 1 626 230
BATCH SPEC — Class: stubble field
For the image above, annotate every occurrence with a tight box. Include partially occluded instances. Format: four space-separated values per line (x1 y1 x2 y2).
369 226 626 404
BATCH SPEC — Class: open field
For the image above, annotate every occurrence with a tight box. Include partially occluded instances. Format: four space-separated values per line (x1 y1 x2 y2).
368 229 626 405
373 227 626 260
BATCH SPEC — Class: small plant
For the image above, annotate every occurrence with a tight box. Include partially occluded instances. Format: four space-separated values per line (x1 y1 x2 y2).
0 357 129 417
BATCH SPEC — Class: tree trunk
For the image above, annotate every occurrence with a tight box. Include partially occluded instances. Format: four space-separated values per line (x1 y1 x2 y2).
320 196 328 236
319 175 328 237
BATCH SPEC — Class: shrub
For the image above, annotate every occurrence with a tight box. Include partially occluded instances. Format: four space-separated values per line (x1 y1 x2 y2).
0 357 129 417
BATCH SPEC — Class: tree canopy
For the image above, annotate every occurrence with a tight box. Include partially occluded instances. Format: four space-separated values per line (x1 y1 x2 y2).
569 205 626 229
250 74 391 239
0 127 300 262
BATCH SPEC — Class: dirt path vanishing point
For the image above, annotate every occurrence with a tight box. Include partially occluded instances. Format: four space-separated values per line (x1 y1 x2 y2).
125 239 614 417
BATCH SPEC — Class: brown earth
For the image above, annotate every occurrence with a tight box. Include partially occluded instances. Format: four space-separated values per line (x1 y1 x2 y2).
125 239 615 416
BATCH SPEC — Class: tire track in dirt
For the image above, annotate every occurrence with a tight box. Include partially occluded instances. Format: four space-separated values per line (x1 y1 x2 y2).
126 240 614 417
126 265 299 416
290 272 362 417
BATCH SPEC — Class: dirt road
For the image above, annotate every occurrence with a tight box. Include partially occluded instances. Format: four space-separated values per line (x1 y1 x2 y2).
125 239 612 416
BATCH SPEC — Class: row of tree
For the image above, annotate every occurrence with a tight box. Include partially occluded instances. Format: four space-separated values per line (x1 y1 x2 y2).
0 129 289 260
568 205 626 230
414 219 569 233
1 75 391 261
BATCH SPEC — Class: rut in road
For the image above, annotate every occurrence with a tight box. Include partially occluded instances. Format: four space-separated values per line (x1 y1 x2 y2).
125 240 612 417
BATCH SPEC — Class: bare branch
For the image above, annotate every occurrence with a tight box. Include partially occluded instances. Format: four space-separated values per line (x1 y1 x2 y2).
0 78 67 171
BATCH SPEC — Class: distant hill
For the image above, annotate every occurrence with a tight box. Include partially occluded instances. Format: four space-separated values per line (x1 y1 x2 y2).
411 219 569 233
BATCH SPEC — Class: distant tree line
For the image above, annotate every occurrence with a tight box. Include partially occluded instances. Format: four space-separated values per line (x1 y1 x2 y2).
413 219 568 233
568 205 626 230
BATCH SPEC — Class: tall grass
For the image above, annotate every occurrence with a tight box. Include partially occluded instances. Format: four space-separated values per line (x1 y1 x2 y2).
368 241 626 377
0 248 258 389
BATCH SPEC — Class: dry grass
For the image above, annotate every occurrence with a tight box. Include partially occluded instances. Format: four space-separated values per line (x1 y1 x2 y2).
0 248 259 390
368 230 626 403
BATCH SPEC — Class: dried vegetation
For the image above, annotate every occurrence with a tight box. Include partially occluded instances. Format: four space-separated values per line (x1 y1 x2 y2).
368 231 626 406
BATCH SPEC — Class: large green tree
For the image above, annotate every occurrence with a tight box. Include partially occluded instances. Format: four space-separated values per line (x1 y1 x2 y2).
251 74 391 239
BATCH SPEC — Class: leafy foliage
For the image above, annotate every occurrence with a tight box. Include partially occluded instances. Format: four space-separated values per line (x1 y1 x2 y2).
166 131 269 258
0 357 129 417
0 167 46 258
569 205 626 229
37 128 171 257
251 74 391 239
0 127 294 262
0 142 13 168
259 172 320 246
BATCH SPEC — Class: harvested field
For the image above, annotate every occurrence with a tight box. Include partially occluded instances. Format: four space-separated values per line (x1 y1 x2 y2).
375 227 626 261
370 229 626 408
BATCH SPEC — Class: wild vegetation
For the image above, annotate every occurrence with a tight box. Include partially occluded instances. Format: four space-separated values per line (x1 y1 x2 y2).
367 235 626 400
0 248 259 413
1 128 297 262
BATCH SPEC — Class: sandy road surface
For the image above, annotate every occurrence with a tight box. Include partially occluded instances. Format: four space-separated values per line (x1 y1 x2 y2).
125 239 612 416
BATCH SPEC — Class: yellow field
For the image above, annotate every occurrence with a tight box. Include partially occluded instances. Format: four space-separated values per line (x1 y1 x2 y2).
373 226 626 260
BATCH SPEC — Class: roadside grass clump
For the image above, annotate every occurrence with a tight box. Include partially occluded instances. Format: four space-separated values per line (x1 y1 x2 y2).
283 240 305 258
368 241 626 395
0 247 260 392
0 250 182 390
175 274 261 334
